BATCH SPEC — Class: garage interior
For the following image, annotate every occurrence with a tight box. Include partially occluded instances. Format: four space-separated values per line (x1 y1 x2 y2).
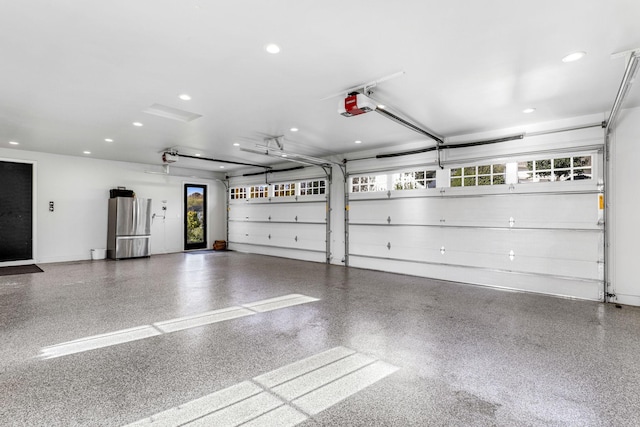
1 1 640 426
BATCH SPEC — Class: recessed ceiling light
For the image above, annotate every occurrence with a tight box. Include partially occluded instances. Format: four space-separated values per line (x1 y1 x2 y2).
179 94 192 101
233 143 240 147
133 122 143 127
9 141 19 145
195 153 201 157
522 108 536 114
290 127 299 132
83 151 91 155
562 51 586 63
355 140 362 144
105 138 113 142
281 154 288 158
377 104 386 109
265 43 280 54
219 165 225 169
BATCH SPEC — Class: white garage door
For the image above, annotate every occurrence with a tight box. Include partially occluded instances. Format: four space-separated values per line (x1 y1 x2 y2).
347 151 604 300
228 178 329 263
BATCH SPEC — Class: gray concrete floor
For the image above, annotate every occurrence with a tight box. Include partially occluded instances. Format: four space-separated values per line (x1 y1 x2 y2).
1 251 640 426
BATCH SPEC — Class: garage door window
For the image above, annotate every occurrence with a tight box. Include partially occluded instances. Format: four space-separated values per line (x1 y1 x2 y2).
250 185 269 199
300 180 326 195
518 155 592 183
274 182 296 197
451 164 506 187
230 187 247 200
351 175 387 192
393 170 436 190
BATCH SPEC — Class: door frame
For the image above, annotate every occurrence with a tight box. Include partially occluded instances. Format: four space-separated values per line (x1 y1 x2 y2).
184 183 208 250
0 158 37 267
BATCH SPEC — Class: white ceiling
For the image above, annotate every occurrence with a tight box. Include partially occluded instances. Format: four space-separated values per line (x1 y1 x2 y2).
1 0 639 172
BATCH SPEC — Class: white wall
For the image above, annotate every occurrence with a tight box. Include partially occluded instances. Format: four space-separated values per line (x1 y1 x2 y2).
609 105 640 306
0 148 227 264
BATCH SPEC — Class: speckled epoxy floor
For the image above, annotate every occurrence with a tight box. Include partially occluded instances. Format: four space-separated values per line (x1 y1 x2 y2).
1 251 640 426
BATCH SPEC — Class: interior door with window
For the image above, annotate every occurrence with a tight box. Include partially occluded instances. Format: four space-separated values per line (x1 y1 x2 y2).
184 184 207 250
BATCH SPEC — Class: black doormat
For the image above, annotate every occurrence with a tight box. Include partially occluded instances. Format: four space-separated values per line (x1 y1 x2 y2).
0 264 43 276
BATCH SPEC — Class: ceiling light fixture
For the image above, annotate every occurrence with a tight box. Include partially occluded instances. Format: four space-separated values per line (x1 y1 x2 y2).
219 166 225 169
142 104 202 122
522 108 536 114
233 143 240 147
377 104 386 109
133 122 143 127
105 138 113 142
179 94 192 101
290 127 299 132
562 51 586 63
355 140 362 144
83 151 91 155
9 141 19 145
195 153 201 157
265 43 280 54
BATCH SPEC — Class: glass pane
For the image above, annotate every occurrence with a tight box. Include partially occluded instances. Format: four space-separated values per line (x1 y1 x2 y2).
478 176 491 185
573 168 592 179
554 171 570 181
516 161 531 172
451 178 462 187
554 158 570 169
493 175 505 185
536 159 551 170
518 172 533 183
573 156 592 167
493 164 505 173
451 168 461 177
535 172 551 181
425 171 436 179
464 177 476 186
478 165 491 175
186 186 205 245
352 177 360 184
464 167 476 175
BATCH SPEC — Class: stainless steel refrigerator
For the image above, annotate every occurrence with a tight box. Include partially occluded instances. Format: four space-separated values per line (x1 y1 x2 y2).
107 197 152 259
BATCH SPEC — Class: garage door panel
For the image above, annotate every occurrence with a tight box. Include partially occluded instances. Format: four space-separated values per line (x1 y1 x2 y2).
349 226 600 260
349 225 601 280
348 256 600 300
229 222 325 252
229 202 326 223
349 193 599 229
230 243 327 263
